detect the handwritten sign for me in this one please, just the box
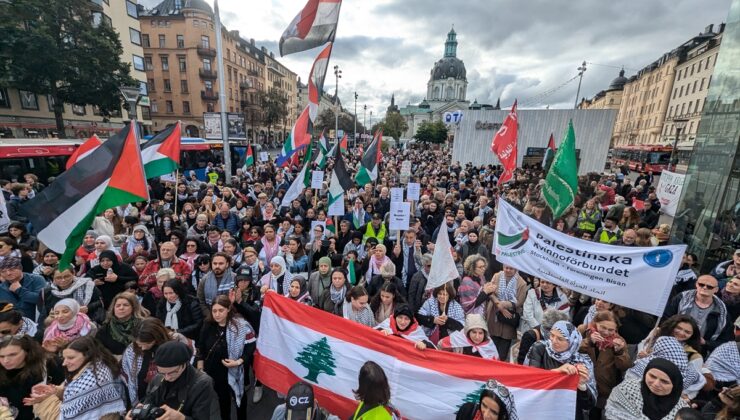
[311,171,325,190]
[391,187,404,203]
[389,202,411,231]
[260,152,269,162]
[328,198,345,216]
[407,183,420,201]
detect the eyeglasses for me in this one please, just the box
[485,379,510,398]
[697,282,717,290]
[157,364,185,378]
[0,333,23,342]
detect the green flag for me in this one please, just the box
[542,120,578,219]
[348,259,357,285]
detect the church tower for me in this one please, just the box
[427,27,468,102]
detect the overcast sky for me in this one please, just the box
[140,0,732,120]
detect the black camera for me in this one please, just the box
[131,404,165,420]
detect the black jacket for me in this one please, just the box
[85,262,139,307]
[37,284,105,325]
[155,296,204,340]
[142,365,221,420]
[407,271,428,314]
[663,293,733,353]
[366,275,406,300]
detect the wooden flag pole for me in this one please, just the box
[173,169,179,216]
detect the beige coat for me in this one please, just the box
[486,271,528,340]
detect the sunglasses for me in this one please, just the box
[697,282,717,290]
[485,379,510,398]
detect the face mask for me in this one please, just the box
[164,221,171,228]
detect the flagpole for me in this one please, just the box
[214,0,233,184]
[173,168,179,216]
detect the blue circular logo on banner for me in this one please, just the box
[643,249,673,268]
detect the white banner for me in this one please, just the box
[391,187,404,203]
[0,193,9,233]
[494,200,686,316]
[260,152,269,162]
[311,170,325,190]
[327,198,344,216]
[389,202,410,231]
[655,170,686,217]
[407,182,420,201]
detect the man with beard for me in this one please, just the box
[432,214,457,244]
[196,252,235,317]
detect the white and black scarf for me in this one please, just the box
[61,362,126,420]
[51,277,95,306]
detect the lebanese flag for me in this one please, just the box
[490,100,518,184]
[141,121,181,179]
[308,43,333,122]
[276,106,313,167]
[66,134,102,169]
[255,293,577,420]
[23,121,148,266]
[280,0,342,56]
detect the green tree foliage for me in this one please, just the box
[261,89,288,139]
[413,120,449,144]
[375,112,408,146]
[0,0,137,137]
[457,384,486,412]
[314,108,365,138]
[294,337,337,383]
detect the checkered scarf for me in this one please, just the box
[628,336,701,390]
[418,297,466,336]
[61,362,126,419]
[677,290,727,341]
[226,317,256,407]
[535,321,597,400]
[705,341,740,383]
[497,272,519,304]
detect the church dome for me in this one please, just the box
[607,69,628,91]
[431,57,467,81]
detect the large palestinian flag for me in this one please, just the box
[23,121,149,266]
[328,143,353,206]
[66,135,102,169]
[354,129,382,186]
[141,121,181,179]
[255,293,578,420]
[279,0,342,56]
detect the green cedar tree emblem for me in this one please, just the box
[294,337,337,383]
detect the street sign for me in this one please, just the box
[443,110,464,125]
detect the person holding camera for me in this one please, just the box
[125,340,220,420]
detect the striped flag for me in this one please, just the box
[66,134,102,169]
[328,143,353,206]
[339,133,348,154]
[255,293,578,420]
[308,43,333,123]
[280,0,342,56]
[347,259,357,285]
[23,121,149,266]
[314,130,329,169]
[280,145,314,208]
[141,121,181,179]
[543,133,555,172]
[242,144,254,172]
[277,106,313,167]
[354,130,382,186]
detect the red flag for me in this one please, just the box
[632,198,645,211]
[490,100,518,184]
[339,133,347,153]
[66,134,102,169]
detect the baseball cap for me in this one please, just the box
[235,266,253,281]
[285,381,315,420]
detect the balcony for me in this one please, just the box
[197,46,217,57]
[247,69,260,77]
[239,80,254,90]
[199,68,217,79]
[201,90,218,101]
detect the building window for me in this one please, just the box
[0,88,10,108]
[158,34,166,48]
[126,0,138,18]
[700,78,705,91]
[174,0,183,9]
[139,81,148,96]
[151,100,158,113]
[178,56,186,72]
[46,95,56,112]
[148,78,156,92]
[133,55,145,71]
[160,55,169,71]
[207,103,214,112]
[166,100,173,113]
[129,28,141,45]
[144,55,153,70]
[163,79,171,92]
[693,80,698,94]
[142,34,150,48]
[203,58,211,71]
[201,35,210,48]
[141,106,151,120]
[176,35,184,48]
[193,20,199,28]
[91,12,112,28]
[181,80,188,93]
[183,101,190,114]
[71,104,86,116]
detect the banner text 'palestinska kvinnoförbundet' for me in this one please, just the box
[494,199,687,316]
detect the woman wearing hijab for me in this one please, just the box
[74,231,98,271]
[456,379,518,420]
[259,255,293,296]
[460,230,489,262]
[258,224,281,267]
[626,336,706,399]
[96,292,149,356]
[417,282,465,343]
[33,249,61,282]
[364,244,391,284]
[42,299,96,354]
[84,234,120,269]
[286,276,313,306]
[375,304,432,350]
[318,269,350,316]
[120,224,154,264]
[156,279,204,340]
[39,267,104,325]
[438,313,499,360]
[85,249,138,308]
[605,358,689,420]
[524,320,597,417]
[0,302,38,339]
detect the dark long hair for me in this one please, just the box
[207,295,240,329]
[353,361,391,408]
[478,389,510,420]
[369,282,407,314]
[0,335,47,386]
[64,336,120,381]
[131,317,172,357]
[658,314,702,352]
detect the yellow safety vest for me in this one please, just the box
[207,171,219,184]
[352,402,394,420]
[598,230,619,244]
[578,210,598,233]
[363,222,387,244]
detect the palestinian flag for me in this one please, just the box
[280,145,314,208]
[141,121,181,179]
[314,130,329,169]
[328,144,353,206]
[242,144,255,172]
[277,106,312,167]
[543,133,555,172]
[354,129,382,186]
[255,293,578,420]
[339,133,348,154]
[66,134,102,169]
[23,121,148,266]
[307,43,333,123]
[279,0,342,56]
[347,259,357,285]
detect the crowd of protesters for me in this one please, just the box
[0,143,739,420]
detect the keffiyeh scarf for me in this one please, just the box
[329,285,346,305]
[704,341,740,383]
[19,316,38,337]
[497,273,519,303]
[604,376,688,420]
[677,290,727,341]
[447,330,499,359]
[342,300,376,327]
[226,318,256,407]
[540,321,597,400]
[61,362,126,420]
[51,277,95,306]
[418,297,466,336]
[629,336,701,390]
[202,270,236,305]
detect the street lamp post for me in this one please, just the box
[670,118,688,172]
[119,85,141,122]
[333,65,342,142]
[354,92,358,147]
[363,104,367,139]
[574,61,587,109]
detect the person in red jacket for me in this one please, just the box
[139,241,192,289]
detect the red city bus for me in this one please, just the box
[611,145,673,173]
